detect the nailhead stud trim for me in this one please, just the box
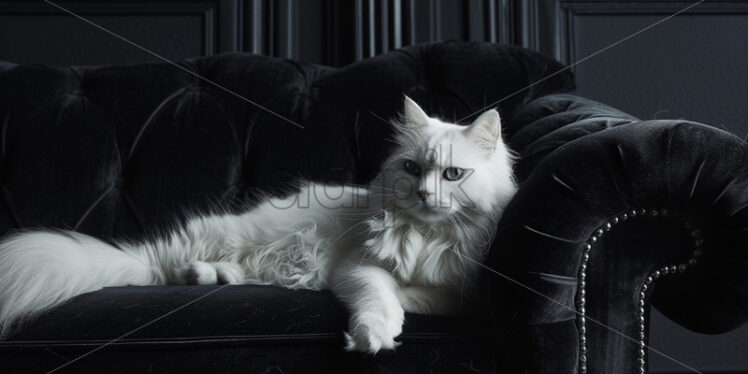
[577,208,702,374]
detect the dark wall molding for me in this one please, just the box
[0,1,241,65]
[558,1,748,65]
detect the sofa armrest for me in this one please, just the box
[486,98,748,374]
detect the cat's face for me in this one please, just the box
[377,96,515,224]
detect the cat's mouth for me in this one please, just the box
[407,202,450,223]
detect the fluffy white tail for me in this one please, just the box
[0,230,160,337]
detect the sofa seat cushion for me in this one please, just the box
[0,285,489,373]
[2,284,465,343]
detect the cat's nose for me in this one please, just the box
[417,190,430,201]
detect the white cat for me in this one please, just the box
[0,97,516,353]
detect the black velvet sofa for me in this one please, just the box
[0,41,745,373]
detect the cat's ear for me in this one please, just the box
[400,96,430,128]
[466,109,502,151]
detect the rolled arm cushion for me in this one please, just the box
[489,94,748,373]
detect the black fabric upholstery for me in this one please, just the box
[0,42,745,373]
[1,286,489,374]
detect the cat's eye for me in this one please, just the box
[443,167,464,181]
[404,160,421,176]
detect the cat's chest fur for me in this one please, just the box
[360,210,469,287]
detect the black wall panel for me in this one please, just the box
[0,1,240,65]
[561,1,748,138]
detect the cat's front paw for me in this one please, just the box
[343,309,404,354]
[179,261,218,285]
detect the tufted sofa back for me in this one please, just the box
[0,42,573,241]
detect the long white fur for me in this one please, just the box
[0,97,516,352]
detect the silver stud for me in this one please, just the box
[646,276,653,283]
[678,264,687,272]
[613,217,619,224]
[641,208,647,215]
[642,284,648,291]
[653,270,661,278]
[631,210,638,217]
[661,267,669,275]
[669,265,677,273]
[590,236,598,243]
[596,228,604,236]
[605,222,612,230]
[622,213,629,220]
[585,243,592,250]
